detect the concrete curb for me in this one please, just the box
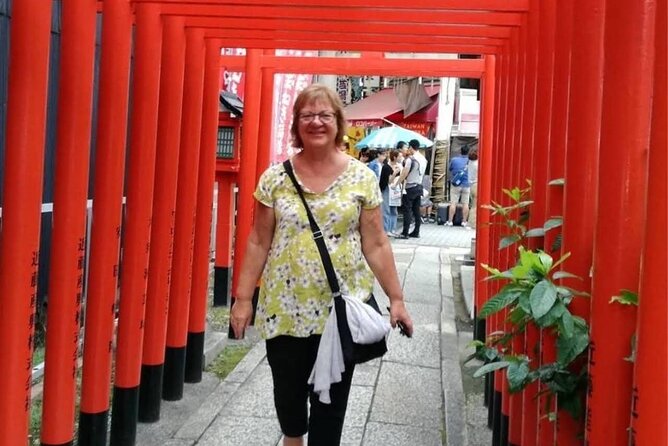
[460,265,476,320]
[440,249,468,446]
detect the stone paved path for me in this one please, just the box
[136,224,485,446]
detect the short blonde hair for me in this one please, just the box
[290,84,347,149]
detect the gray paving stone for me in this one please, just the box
[393,249,415,265]
[132,433,195,446]
[175,380,241,440]
[352,362,380,387]
[197,415,282,446]
[442,271,455,298]
[403,300,441,326]
[442,333,460,362]
[466,394,491,428]
[155,440,194,446]
[391,223,475,249]
[403,261,442,297]
[341,426,364,446]
[362,422,443,446]
[384,317,440,368]
[345,385,374,427]
[220,361,278,419]
[136,373,219,442]
[468,427,494,446]
[444,385,467,446]
[369,362,442,429]
[442,298,458,336]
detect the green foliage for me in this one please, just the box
[609,290,639,362]
[482,180,533,251]
[472,181,590,423]
[475,247,590,419]
[473,360,511,378]
[478,284,526,318]
[506,356,531,392]
[29,398,42,445]
[544,217,563,231]
[551,233,563,253]
[610,290,639,306]
[525,228,546,238]
[206,344,252,380]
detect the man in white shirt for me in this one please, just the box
[410,139,428,179]
[395,139,427,238]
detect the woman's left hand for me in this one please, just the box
[389,300,414,337]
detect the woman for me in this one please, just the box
[230,84,413,446]
[380,150,401,235]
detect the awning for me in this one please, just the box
[386,96,439,123]
[344,86,439,125]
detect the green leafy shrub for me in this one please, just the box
[470,180,590,420]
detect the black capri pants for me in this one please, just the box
[265,335,355,445]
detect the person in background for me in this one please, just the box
[394,142,424,239]
[230,84,413,446]
[394,142,407,201]
[396,140,408,162]
[445,145,471,227]
[366,149,381,179]
[420,173,434,223]
[379,150,399,235]
[358,150,369,164]
[408,139,428,179]
[467,149,479,229]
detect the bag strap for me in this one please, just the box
[283,159,366,366]
[282,160,341,297]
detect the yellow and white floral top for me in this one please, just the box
[253,157,382,340]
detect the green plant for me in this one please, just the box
[482,179,565,252]
[471,180,590,421]
[610,289,639,363]
[206,344,252,380]
[481,180,533,250]
[610,289,638,306]
[471,247,590,418]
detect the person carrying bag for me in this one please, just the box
[230,84,413,446]
[283,160,391,404]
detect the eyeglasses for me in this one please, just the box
[298,112,336,124]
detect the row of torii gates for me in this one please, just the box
[0,1,665,445]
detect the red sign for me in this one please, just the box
[395,121,432,137]
[349,119,384,127]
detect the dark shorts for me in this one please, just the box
[265,335,355,444]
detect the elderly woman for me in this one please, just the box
[230,84,413,446]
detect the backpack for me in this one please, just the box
[451,165,468,187]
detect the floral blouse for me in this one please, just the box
[253,157,382,340]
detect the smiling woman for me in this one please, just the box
[230,84,413,446]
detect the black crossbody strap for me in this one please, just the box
[282,160,341,297]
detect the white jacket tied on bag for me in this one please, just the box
[308,294,391,404]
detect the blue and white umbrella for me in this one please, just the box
[355,125,433,150]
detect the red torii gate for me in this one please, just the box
[0,1,664,446]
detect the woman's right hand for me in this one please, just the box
[230,299,254,339]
